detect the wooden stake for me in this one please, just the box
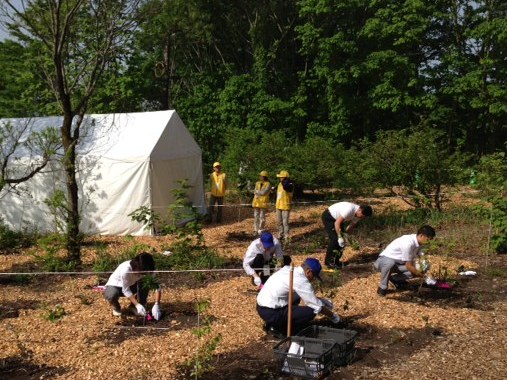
[287,263,294,337]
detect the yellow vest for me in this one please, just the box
[211,172,226,197]
[276,182,293,210]
[252,180,271,208]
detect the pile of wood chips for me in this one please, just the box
[1,200,506,379]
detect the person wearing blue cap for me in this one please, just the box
[243,231,288,289]
[256,257,341,336]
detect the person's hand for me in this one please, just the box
[135,303,146,316]
[151,303,162,320]
[338,237,345,248]
[253,276,262,287]
[331,313,341,324]
[320,298,334,310]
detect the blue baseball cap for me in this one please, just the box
[304,258,322,281]
[260,231,274,249]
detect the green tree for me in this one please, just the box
[1,0,141,263]
[357,127,469,210]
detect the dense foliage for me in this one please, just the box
[0,1,505,214]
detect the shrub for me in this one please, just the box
[0,217,38,251]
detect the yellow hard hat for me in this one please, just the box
[276,170,289,178]
[259,170,269,177]
[213,161,221,168]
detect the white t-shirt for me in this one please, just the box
[105,260,143,298]
[328,202,359,221]
[257,266,323,314]
[243,237,283,276]
[379,234,422,262]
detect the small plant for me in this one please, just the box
[186,299,222,378]
[75,294,92,305]
[33,236,77,272]
[142,274,160,291]
[128,206,161,232]
[0,217,38,251]
[43,304,66,322]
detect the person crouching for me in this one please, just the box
[104,252,162,319]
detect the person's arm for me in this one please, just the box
[153,288,162,304]
[405,261,423,277]
[242,244,259,278]
[334,216,345,237]
[345,220,358,233]
[257,183,270,196]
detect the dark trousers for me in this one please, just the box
[104,281,148,311]
[257,304,315,335]
[252,254,293,284]
[208,195,223,222]
[322,209,343,265]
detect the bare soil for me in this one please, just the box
[1,196,507,379]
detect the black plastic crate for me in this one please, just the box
[273,336,335,379]
[297,326,357,366]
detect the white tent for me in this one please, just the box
[0,110,206,236]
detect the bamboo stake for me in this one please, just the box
[287,263,294,337]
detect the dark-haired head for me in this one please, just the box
[359,205,373,217]
[417,225,436,238]
[130,252,155,272]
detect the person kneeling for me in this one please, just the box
[104,252,162,319]
[373,225,436,296]
[256,257,340,337]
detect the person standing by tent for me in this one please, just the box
[104,252,162,319]
[275,170,294,244]
[208,161,227,223]
[322,202,373,269]
[252,170,271,235]
[257,257,340,336]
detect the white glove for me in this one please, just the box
[135,303,146,316]
[331,313,341,324]
[338,237,345,248]
[253,276,262,287]
[320,298,334,310]
[151,303,162,320]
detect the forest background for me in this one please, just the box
[0,0,505,256]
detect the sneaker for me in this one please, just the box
[377,287,387,297]
[263,324,285,339]
[112,309,122,317]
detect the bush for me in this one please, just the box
[0,217,37,251]
[356,127,471,209]
[33,234,77,272]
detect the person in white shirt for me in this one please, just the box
[256,258,340,336]
[104,252,162,318]
[374,225,436,296]
[322,202,372,268]
[243,231,287,288]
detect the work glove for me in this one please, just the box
[253,276,262,287]
[331,313,341,324]
[135,303,146,317]
[151,303,162,320]
[320,298,334,310]
[338,237,345,248]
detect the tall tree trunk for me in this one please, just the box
[61,115,81,263]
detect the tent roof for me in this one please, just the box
[2,110,200,161]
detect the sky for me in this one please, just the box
[0,0,23,41]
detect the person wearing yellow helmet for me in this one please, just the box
[208,161,227,223]
[252,170,271,235]
[275,170,294,244]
